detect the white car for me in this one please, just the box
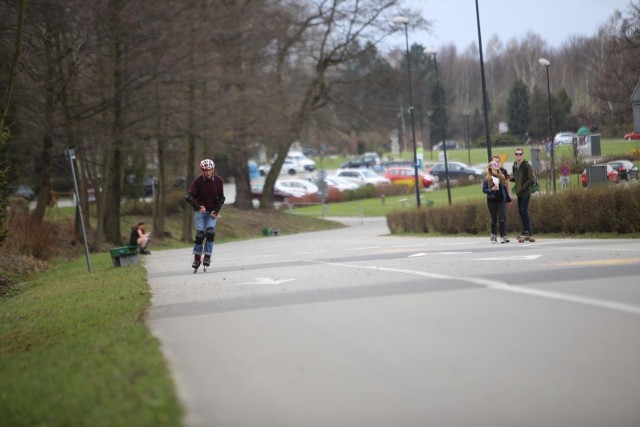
[325,176,360,191]
[554,132,576,145]
[276,179,318,196]
[335,169,391,186]
[286,152,316,172]
[259,158,306,176]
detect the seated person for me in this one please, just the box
[130,221,151,255]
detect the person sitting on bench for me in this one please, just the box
[130,221,151,255]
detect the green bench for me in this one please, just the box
[110,245,140,267]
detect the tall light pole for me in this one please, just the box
[393,16,421,208]
[539,57,556,193]
[475,0,492,161]
[425,47,452,205]
[463,110,471,165]
[427,110,434,160]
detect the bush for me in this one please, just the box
[388,184,640,235]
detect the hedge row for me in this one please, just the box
[387,184,640,235]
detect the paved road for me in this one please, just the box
[146,219,640,427]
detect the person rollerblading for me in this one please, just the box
[185,158,225,273]
[192,254,202,273]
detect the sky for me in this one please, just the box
[393,0,632,51]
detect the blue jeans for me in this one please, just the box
[193,212,218,255]
[517,195,531,234]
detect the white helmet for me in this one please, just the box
[199,159,215,171]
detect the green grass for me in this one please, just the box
[319,138,640,169]
[0,254,183,426]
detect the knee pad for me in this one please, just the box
[194,230,205,245]
[205,227,215,241]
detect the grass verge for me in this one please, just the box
[0,253,183,426]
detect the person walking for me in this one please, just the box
[185,159,226,270]
[482,161,510,243]
[511,148,536,237]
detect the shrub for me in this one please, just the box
[388,184,640,235]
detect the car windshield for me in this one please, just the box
[360,170,378,177]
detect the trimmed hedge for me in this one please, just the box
[387,184,640,235]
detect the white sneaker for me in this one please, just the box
[490,234,497,243]
[501,236,510,243]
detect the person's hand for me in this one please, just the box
[198,205,206,213]
[210,211,218,219]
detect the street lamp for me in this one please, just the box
[425,47,452,205]
[539,57,556,193]
[463,110,471,164]
[393,15,421,208]
[475,0,492,161]
[426,110,434,160]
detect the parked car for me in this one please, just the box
[606,160,639,181]
[428,161,484,182]
[276,179,318,196]
[286,152,316,172]
[143,177,157,197]
[309,175,360,192]
[554,132,576,145]
[324,176,360,191]
[340,153,380,169]
[581,164,619,187]
[12,185,36,201]
[384,167,434,188]
[250,183,295,201]
[432,140,458,151]
[623,131,640,140]
[259,158,306,176]
[335,169,390,186]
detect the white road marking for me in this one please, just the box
[474,255,542,261]
[239,277,295,286]
[409,251,472,257]
[317,261,640,316]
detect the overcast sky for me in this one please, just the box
[390,0,632,51]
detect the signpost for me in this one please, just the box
[560,164,570,191]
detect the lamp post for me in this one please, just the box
[463,110,471,164]
[425,47,452,205]
[475,0,492,161]
[393,15,421,208]
[427,110,433,160]
[539,57,556,193]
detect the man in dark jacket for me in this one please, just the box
[185,158,225,270]
[511,148,536,237]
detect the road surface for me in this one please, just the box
[146,218,640,427]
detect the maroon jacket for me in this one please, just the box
[186,174,225,213]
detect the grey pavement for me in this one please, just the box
[145,219,640,427]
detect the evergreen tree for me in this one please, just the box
[507,80,530,138]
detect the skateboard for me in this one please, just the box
[517,235,535,243]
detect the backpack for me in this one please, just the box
[531,170,539,193]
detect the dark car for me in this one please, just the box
[12,185,36,201]
[340,154,380,169]
[607,160,639,181]
[428,161,484,182]
[432,140,458,151]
